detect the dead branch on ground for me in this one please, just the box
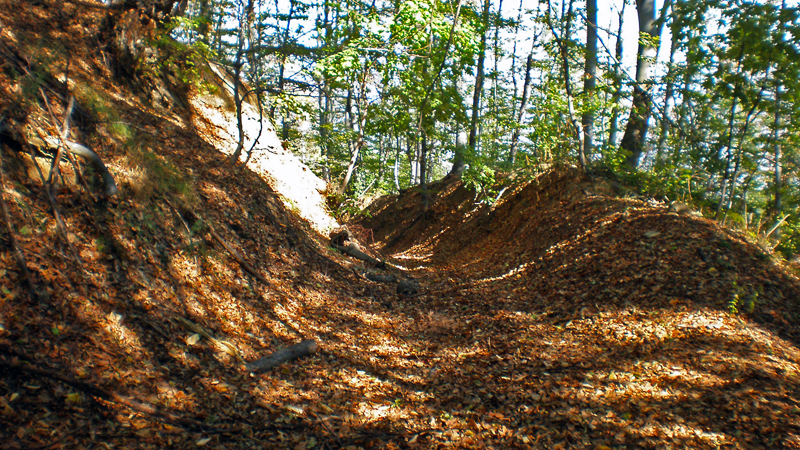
[176,205,273,286]
[246,339,318,373]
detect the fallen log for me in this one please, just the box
[245,339,318,373]
[331,242,386,268]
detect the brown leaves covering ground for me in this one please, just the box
[0,1,799,449]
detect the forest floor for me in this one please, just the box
[1,1,800,450]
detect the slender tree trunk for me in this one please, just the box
[508,52,533,165]
[317,86,329,181]
[419,135,428,191]
[620,0,658,169]
[546,0,584,167]
[581,0,597,168]
[772,83,783,239]
[229,1,249,165]
[491,0,504,155]
[462,0,491,173]
[771,0,787,239]
[715,48,747,219]
[607,0,626,147]
[393,143,401,192]
[655,29,679,167]
[339,89,359,195]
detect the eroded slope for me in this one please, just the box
[359,167,800,448]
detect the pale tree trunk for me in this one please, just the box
[771,0,787,239]
[620,0,658,169]
[546,0,584,168]
[491,0,504,152]
[714,49,746,219]
[507,52,533,165]
[393,143,401,192]
[581,0,597,167]
[653,0,675,167]
[655,31,679,167]
[229,1,248,164]
[197,0,213,44]
[459,0,491,176]
[338,65,370,196]
[317,0,334,182]
[318,85,333,182]
[607,0,627,147]
[772,83,783,239]
[338,90,359,195]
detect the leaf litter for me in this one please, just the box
[0,2,799,449]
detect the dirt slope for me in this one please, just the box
[189,61,338,234]
[1,2,800,450]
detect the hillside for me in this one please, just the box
[1,2,800,450]
[359,169,800,448]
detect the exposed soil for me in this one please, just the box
[1,2,799,450]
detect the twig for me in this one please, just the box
[40,91,74,191]
[40,92,98,202]
[765,214,789,239]
[22,135,84,270]
[171,203,273,286]
[207,222,272,286]
[163,197,196,246]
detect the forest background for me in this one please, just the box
[164,0,799,255]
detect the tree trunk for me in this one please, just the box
[450,131,468,177]
[197,0,213,45]
[607,0,626,147]
[229,10,247,165]
[581,0,597,167]
[464,0,490,171]
[508,52,533,165]
[393,144,401,192]
[546,0,584,168]
[772,83,783,239]
[655,30,679,167]
[620,0,658,169]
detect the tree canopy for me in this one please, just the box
[168,0,800,255]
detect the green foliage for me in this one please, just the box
[727,278,759,315]
[149,20,216,92]
[462,162,498,204]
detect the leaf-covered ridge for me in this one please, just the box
[0,2,799,450]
